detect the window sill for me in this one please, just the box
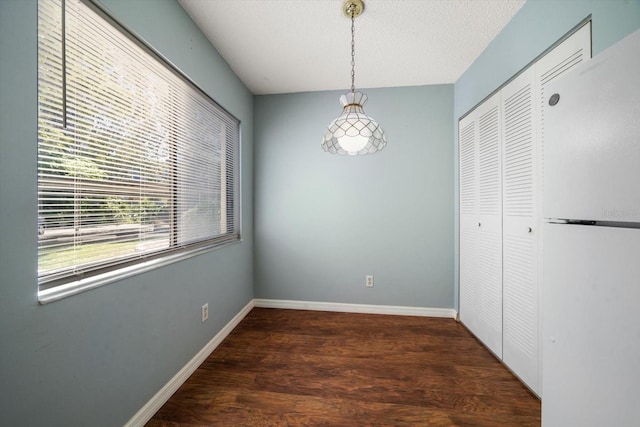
[38,238,240,304]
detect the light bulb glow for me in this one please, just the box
[337,134,369,153]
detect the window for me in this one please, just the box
[37,0,240,296]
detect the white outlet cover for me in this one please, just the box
[201,303,209,322]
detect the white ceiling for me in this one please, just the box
[178,0,526,95]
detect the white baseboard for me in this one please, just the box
[124,299,255,427]
[126,298,456,425]
[253,298,457,319]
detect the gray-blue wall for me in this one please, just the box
[0,0,253,425]
[254,85,454,308]
[453,0,640,310]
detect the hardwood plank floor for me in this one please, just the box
[147,308,540,426]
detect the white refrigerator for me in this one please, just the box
[542,29,640,426]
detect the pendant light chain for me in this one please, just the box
[321,0,387,156]
[350,6,356,93]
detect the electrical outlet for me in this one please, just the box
[366,275,374,288]
[201,303,209,322]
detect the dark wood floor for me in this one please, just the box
[147,308,540,426]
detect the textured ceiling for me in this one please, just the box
[178,0,526,95]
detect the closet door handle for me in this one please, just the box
[528,227,533,233]
[478,222,482,227]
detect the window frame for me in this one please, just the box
[37,0,242,303]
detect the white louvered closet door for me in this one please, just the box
[460,93,503,358]
[458,20,591,396]
[501,67,539,393]
[459,113,479,334]
[476,94,503,358]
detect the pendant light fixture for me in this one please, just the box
[322,0,387,156]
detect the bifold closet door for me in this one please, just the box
[501,67,539,393]
[459,112,479,336]
[459,20,592,396]
[459,93,503,358]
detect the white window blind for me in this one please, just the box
[37,0,240,292]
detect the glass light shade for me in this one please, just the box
[322,91,386,156]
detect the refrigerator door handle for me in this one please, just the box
[546,218,570,224]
